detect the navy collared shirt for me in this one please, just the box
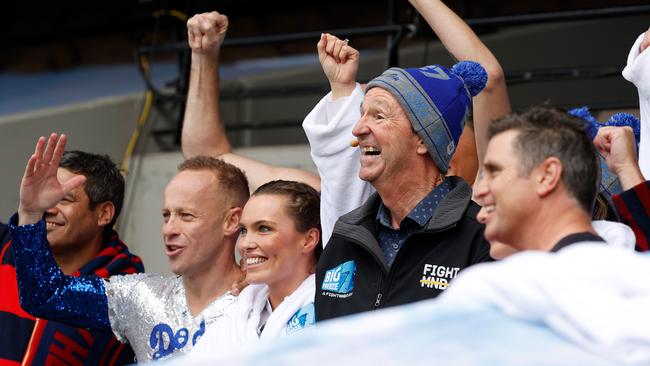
[376,180,451,267]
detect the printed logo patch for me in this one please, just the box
[420,66,450,80]
[419,263,460,290]
[321,260,356,297]
[149,319,205,360]
[286,302,315,335]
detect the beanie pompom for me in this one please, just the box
[607,113,641,142]
[451,61,487,97]
[568,106,599,139]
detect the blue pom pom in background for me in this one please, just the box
[607,113,641,143]
[568,106,640,145]
[568,106,600,140]
[451,60,487,97]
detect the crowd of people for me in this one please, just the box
[1,0,649,364]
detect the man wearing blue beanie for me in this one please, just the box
[314,61,494,321]
[177,1,504,323]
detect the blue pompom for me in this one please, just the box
[568,106,597,124]
[451,60,487,97]
[568,106,599,140]
[607,113,641,143]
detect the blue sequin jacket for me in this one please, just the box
[9,219,112,330]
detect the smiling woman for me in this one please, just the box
[187,180,321,360]
[239,181,321,305]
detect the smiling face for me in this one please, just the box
[162,169,229,276]
[237,194,314,291]
[352,88,422,186]
[45,168,106,257]
[474,130,538,251]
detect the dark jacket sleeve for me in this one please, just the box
[612,181,650,252]
[9,219,111,331]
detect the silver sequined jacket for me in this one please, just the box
[105,274,236,362]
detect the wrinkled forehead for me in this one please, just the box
[362,87,400,110]
[361,88,412,130]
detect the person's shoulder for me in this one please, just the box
[105,273,180,300]
[106,272,172,287]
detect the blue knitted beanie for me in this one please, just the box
[366,61,487,174]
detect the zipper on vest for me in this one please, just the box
[374,293,383,308]
[374,273,384,310]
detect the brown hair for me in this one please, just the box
[178,156,250,208]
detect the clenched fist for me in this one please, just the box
[187,11,229,58]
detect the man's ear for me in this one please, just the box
[416,136,429,156]
[535,157,563,197]
[223,207,243,236]
[95,202,116,227]
[302,227,321,255]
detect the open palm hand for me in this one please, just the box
[18,134,86,224]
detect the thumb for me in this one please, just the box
[593,130,612,155]
[62,175,86,195]
[340,45,360,63]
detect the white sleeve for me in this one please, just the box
[302,83,375,246]
[622,33,650,179]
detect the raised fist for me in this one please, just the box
[187,11,229,57]
[594,126,644,190]
[317,33,360,98]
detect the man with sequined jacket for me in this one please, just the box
[0,149,144,365]
[9,134,247,362]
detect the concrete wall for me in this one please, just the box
[0,94,145,219]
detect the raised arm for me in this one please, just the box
[182,11,320,192]
[594,126,650,252]
[12,134,110,330]
[304,34,375,244]
[622,27,650,179]
[409,0,510,174]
